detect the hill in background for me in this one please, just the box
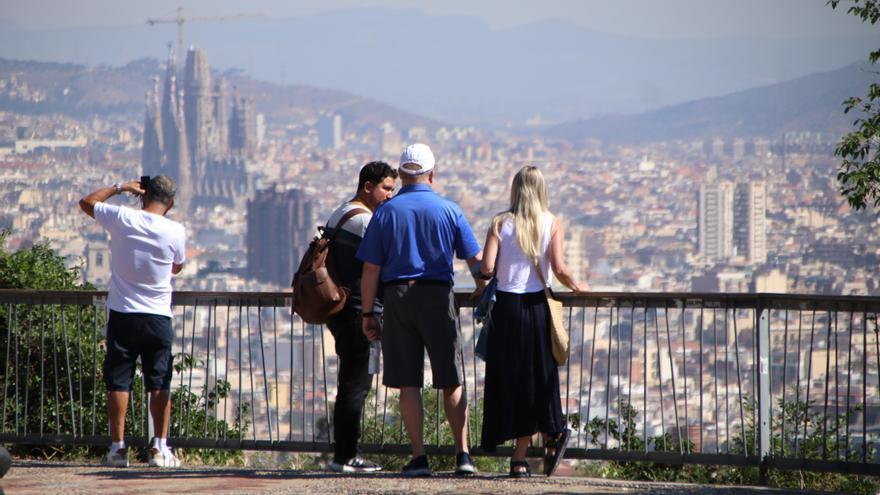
[545,62,873,144]
[0,57,439,131]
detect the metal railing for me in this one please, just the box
[0,289,878,475]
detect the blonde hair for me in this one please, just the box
[493,166,549,260]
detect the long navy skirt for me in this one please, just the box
[479,289,565,451]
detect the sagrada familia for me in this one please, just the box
[141,47,256,214]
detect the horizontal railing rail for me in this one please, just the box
[0,289,878,476]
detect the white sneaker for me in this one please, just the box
[101,448,129,468]
[329,456,382,473]
[148,447,181,468]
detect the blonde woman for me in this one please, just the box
[478,166,584,477]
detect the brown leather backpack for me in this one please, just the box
[291,207,369,324]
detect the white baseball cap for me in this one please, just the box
[399,143,435,175]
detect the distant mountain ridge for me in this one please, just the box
[545,62,874,143]
[0,8,875,126]
[0,57,440,130]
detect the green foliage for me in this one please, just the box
[827,1,880,210]
[0,230,108,459]
[579,396,880,494]
[169,352,248,465]
[0,232,248,465]
[0,231,88,290]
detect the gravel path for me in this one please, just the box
[0,461,829,495]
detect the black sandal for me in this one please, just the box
[543,428,570,476]
[509,460,531,478]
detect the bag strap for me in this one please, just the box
[326,205,370,242]
[531,257,554,301]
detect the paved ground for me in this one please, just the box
[0,461,834,495]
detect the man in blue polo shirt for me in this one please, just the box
[357,143,484,477]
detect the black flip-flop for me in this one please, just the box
[543,428,570,476]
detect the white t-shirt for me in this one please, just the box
[325,201,371,236]
[94,202,186,317]
[495,211,554,294]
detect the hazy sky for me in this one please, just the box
[0,0,875,38]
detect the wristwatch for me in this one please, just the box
[113,183,122,194]
[362,311,376,318]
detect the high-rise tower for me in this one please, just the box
[697,182,734,262]
[734,182,767,263]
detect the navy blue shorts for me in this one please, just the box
[104,310,174,392]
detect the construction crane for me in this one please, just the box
[147,7,262,63]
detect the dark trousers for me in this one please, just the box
[326,306,373,462]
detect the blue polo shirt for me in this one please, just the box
[356,183,481,284]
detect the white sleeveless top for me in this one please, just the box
[495,211,554,293]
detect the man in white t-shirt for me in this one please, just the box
[325,161,396,473]
[79,175,186,468]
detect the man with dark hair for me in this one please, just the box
[358,144,484,477]
[79,175,186,468]
[325,161,397,473]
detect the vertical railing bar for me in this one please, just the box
[23,302,34,434]
[724,305,731,454]
[766,307,773,458]
[781,309,789,458]
[222,303,232,440]
[246,305,257,441]
[653,308,666,451]
[203,301,213,437]
[874,312,880,463]
[288,308,294,441]
[664,305,682,454]
[311,322,317,444]
[844,310,854,462]
[712,307,719,454]
[757,303,771,462]
[176,304,187,437]
[76,305,84,436]
[794,310,803,457]
[626,305,635,450]
[211,298,222,440]
[681,303,689,454]
[39,303,45,436]
[752,308,758,456]
[833,309,841,460]
[91,304,99,435]
[577,306,587,449]
[469,307,479,441]
[603,305,613,450]
[13,305,20,434]
[272,306,280,441]
[61,304,77,436]
[698,306,704,454]
[564,306,573,426]
[320,320,331,448]
[237,303,244,440]
[380,383,389,445]
[803,308,817,451]
[616,305,625,449]
[585,305,598,447]
[642,303,648,453]
[301,318,306,441]
[822,310,833,460]
[256,304,273,442]
[872,311,879,463]
[185,303,198,438]
[861,307,868,463]
[732,302,749,457]
[2,304,13,433]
